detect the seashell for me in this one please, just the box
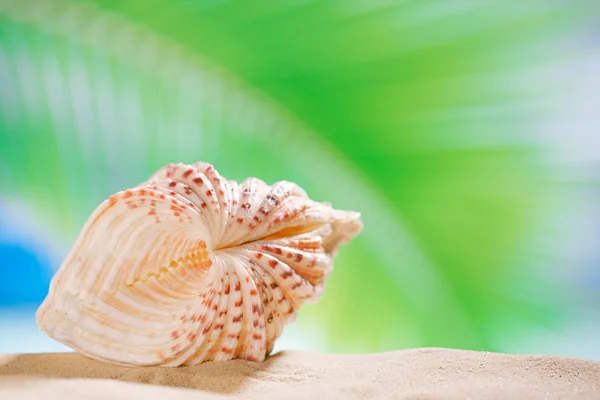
[36,162,362,367]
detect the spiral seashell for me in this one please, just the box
[36,162,362,367]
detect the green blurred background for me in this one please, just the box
[1,0,599,359]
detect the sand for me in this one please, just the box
[1,348,599,399]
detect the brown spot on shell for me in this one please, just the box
[280,271,293,279]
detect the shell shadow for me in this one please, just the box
[0,351,287,394]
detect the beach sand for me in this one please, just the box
[1,348,599,399]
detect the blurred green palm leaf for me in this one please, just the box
[1,0,598,353]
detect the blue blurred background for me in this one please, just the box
[1,0,599,359]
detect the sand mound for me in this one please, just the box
[1,348,599,399]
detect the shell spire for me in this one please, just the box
[36,162,362,366]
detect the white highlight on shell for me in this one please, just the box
[36,162,362,367]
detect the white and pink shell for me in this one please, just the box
[36,162,362,367]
